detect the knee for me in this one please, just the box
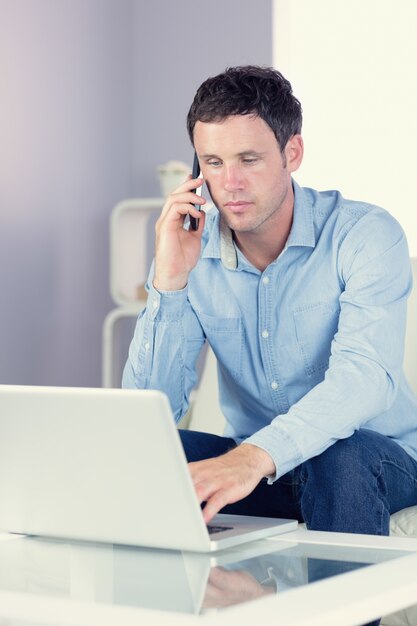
[300,430,390,534]
[304,430,380,483]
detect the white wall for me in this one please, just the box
[273,0,417,255]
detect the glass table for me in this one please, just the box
[0,528,417,626]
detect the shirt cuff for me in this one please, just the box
[245,426,304,483]
[148,282,189,320]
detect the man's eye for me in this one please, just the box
[242,158,258,164]
[208,160,222,167]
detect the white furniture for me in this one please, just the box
[102,198,163,388]
[0,529,417,626]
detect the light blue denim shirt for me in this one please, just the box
[123,180,417,480]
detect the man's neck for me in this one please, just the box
[233,212,293,272]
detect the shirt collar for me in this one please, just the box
[201,179,316,270]
[287,179,316,248]
[201,212,236,266]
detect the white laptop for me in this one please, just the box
[0,385,297,552]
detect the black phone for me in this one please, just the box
[189,151,201,231]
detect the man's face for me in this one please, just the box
[193,115,302,235]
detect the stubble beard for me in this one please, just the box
[220,194,288,236]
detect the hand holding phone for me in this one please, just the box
[189,152,202,231]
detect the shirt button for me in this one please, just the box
[144,342,150,351]
[262,276,270,285]
[271,381,279,390]
[152,300,158,309]
[262,330,269,339]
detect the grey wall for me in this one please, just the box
[131,0,273,196]
[0,0,272,387]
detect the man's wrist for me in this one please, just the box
[238,443,276,479]
[153,277,188,292]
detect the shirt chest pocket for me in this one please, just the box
[293,302,340,379]
[198,312,243,382]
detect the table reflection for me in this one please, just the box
[0,534,404,615]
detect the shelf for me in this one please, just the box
[110,198,164,307]
[103,198,163,387]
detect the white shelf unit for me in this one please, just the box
[102,198,164,388]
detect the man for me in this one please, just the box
[123,65,417,538]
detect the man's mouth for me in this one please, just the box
[224,201,252,213]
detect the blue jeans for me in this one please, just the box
[179,428,417,626]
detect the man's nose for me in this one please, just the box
[223,166,244,192]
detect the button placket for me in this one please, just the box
[150,296,160,320]
[259,271,284,406]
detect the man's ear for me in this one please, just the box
[285,134,304,173]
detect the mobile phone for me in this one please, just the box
[189,152,201,231]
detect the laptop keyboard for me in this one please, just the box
[207,524,233,535]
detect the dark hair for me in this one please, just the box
[187,65,302,152]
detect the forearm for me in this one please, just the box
[122,282,204,422]
[121,172,208,418]
[246,356,395,479]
